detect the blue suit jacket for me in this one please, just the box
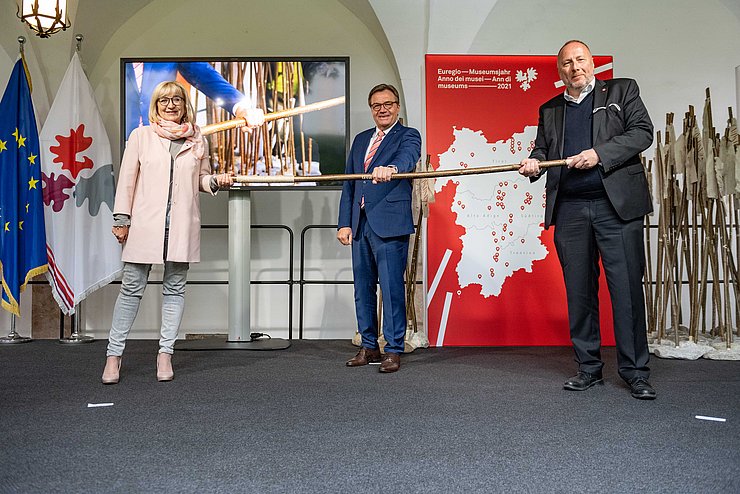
[125,62,244,138]
[338,122,421,238]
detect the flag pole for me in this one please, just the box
[59,301,94,344]
[0,40,33,344]
[0,316,32,344]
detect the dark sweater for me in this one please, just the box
[559,91,605,199]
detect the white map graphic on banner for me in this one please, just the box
[434,126,548,296]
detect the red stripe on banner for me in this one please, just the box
[47,247,74,308]
[47,245,74,310]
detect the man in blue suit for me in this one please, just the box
[124,62,263,139]
[338,83,421,373]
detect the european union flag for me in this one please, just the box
[0,59,48,316]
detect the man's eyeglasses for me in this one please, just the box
[157,96,184,106]
[370,101,398,112]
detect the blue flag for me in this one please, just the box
[0,59,48,316]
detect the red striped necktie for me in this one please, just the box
[361,130,385,209]
[364,130,385,172]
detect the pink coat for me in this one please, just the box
[113,126,215,264]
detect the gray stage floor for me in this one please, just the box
[1,339,738,493]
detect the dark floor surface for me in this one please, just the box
[1,339,738,493]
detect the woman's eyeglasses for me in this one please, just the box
[157,96,184,106]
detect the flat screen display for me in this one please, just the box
[120,57,349,187]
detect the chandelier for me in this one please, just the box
[17,0,70,38]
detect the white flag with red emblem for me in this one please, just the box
[40,53,122,315]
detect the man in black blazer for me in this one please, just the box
[519,40,656,399]
[338,84,421,373]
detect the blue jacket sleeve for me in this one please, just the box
[389,127,421,173]
[176,62,245,115]
[337,141,357,229]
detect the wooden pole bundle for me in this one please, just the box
[650,88,738,350]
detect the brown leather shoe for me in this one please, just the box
[379,353,401,373]
[346,347,381,367]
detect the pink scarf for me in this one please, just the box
[151,118,205,159]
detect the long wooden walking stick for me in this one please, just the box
[405,156,432,335]
[643,157,655,332]
[234,159,568,184]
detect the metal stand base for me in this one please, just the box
[0,334,32,344]
[177,338,291,351]
[59,334,94,344]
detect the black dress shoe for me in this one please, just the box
[563,371,603,391]
[628,377,656,400]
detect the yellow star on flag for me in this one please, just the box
[4,222,9,232]
[26,203,30,213]
[18,220,24,231]
[28,153,37,165]
[0,139,6,152]
[12,128,19,140]
[17,135,26,148]
[28,176,39,189]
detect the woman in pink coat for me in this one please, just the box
[101,80,260,384]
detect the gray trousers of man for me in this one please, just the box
[106,261,189,356]
[553,197,650,382]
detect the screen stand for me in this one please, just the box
[177,187,289,351]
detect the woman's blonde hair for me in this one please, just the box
[148,80,195,124]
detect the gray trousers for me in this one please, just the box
[106,261,189,356]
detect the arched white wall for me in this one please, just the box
[467,0,740,146]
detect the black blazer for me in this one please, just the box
[530,78,654,228]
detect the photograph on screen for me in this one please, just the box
[121,58,349,186]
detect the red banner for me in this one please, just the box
[425,54,615,346]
